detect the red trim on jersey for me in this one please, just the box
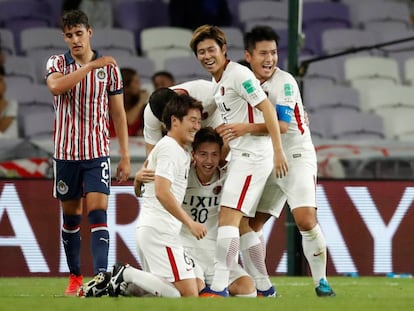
[237,175,252,210]
[247,104,254,123]
[294,103,304,134]
[172,88,189,95]
[166,246,180,281]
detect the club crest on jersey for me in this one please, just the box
[57,180,69,195]
[213,185,222,195]
[97,69,106,80]
[221,86,225,96]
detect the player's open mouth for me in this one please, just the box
[263,64,273,70]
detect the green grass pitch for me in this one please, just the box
[0,276,413,311]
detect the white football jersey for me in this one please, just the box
[261,68,315,154]
[212,61,272,156]
[137,136,191,235]
[180,164,226,250]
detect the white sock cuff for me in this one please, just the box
[300,224,322,240]
[217,226,239,239]
[240,231,260,250]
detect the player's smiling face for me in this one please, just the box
[193,142,221,181]
[174,108,202,146]
[196,39,227,80]
[246,40,278,82]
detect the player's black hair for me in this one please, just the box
[61,9,90,31]
[151,71,175,84]
[192,127,224,152]
[162,94,203,131]
[0,65,5,76]
[148,87,178,122]
[244,25,280,53]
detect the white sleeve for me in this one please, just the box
[203,109,223,129]
[143,104,163,145]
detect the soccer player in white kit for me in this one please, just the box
[190,25,288,297]
[130,94,206,297]
[181,127,256,297]
[225,25,335,297]
[124,127,256,297]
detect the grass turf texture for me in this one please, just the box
[0,276,413,311]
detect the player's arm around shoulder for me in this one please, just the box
[109,93,130,182]
[155,175,207,240]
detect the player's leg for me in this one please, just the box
[84,157,111,276]
[202,207,242,296]
[239,217,275,296]
[61,199,83,295]
[292,207,334,296]
[54,159,84,295]
[108,262,181,297]
[134,226,199,297]
[286,155,335,297]
[228,265,256,297]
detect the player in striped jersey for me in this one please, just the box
[45,10,130,296]
[190,25,288,297]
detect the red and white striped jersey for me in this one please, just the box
[46,51,123,160]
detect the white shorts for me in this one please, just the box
[185,246,249,286]
[220,152,274,217]
[136,226,196,283]
[257,151,317,217]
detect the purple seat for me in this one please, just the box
[302,1,351,54]
[328,110,384,141]
[0,0,52,54]
[114,0,170,53]
[303,84,360,114]
[164,56,210,84]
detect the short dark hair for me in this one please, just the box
[151,71,175,84]
[162,94,203,130]
[244,26,280,53]
[61,10,90,31]
[0,65,5,76]
[148,87,178,121]
[190,25,227,56]
[192,127,223,152]
[120,67,137,88]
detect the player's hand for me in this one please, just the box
[274,149,288,178]
[216,123,248,142]
[187,221,207,240]
[91,56,117,69]
[135,160,155,183]
[116,156,130,182]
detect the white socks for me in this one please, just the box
[210,226,240,292]
[300,224,327,286]
[123,265,181,297]
[240,231,272,291]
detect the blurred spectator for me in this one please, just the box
[0,65,18,138]
[151,70,175,90]
[62,0,113,28]
[169,0,231,30]
[110,68,149,137]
